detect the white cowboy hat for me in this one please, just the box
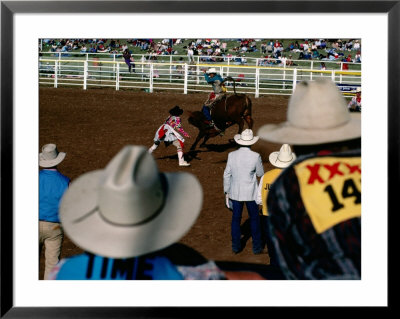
[258,79,361,145]
[39,143,66,168]
[59,145,203,259]
[206,67,217,74]
[356,87,361,93]
[234,129,259,146]
[269,144,297,168]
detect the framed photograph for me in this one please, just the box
[1,0,395,317]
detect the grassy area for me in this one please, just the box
[40,38,361,71]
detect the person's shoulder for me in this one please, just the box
[248,148,262,157]
[265,168,282,177]
[227,150,237,156]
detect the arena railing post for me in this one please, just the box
[255,67,260,98]
[113,54,116,75]
[310,61,314,81]
[150,63,154,93]
[184,63,188,94]
[83,60,87,90]
[169,55,172,83]
[340,62,343,84]
[54,60,58,88]
[283,59,286,90]
[292,68,297,92]
[116,62,120,91]
[196,64,200,85]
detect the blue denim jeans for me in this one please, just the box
[261,215,278,266]
[231,200,263,253]
[202,105,212,121]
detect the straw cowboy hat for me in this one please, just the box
[39,143,66,168]
[206,67,217,74]
[234,129,259,146]
[269,144,297,168]
[356,87,361,93]
[59,145,203,259]
[258,79,361,145]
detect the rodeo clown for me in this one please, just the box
[148,105,191,167]
[202,67,227,127]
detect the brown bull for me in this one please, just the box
[187,86,253,150]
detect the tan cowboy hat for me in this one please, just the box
[206,67,217,74]
[39,143,66,168]
[234,129,259,146]
[269,144,296,168]
[258,79,361,145]
[59,145,203,259]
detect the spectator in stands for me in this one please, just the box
[50,43,58,52]
[312,49,320,59]
[355,51,361,63]
[39,144,70,280]
[221,42,227,53]
[353,40,361,52]
[258,79,361,279]
[279,55,287,67]
[299,50,312,60]
[266,40,273,53]
[187,47,194,62]
[261,42,267,54]
[286,55,295,66]
[123,48,135,73]
[342,54,352,71]
[302,40,309,52]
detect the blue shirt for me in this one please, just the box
[39,170,70,223]
[204,73,225,94]
[204,73,224,84]
[55,253,184,280]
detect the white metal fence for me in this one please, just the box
[39,52,361,98]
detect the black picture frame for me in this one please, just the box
[1,1,395,317]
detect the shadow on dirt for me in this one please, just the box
[184,142,237,163]
[155,141,236,163]
[203,141,237,153]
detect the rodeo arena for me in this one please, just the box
[39,38,362,281]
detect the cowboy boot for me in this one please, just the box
[177,150,190,166]
[148,141,160,154]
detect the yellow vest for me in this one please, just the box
[260,168,282,216]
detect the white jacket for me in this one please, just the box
[223,147,264,201]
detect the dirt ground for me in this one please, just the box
[39,87,289,279]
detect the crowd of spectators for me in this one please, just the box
[41,38,361,69]
[257,39,361,67]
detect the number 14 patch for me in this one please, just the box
[294,156,361,234]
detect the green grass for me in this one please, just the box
[40,38,361,71]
